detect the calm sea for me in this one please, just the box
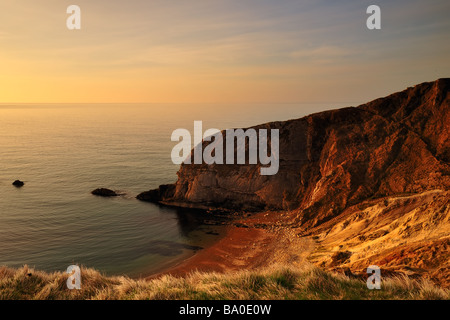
[0,103,348,277]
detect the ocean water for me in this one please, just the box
[0,103,347,277]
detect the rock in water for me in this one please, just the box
[136,184,176,203]
[91,188,118,197]
[12,180,24,187]
[136,189,160,202]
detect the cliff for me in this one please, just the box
[138,78,449,228]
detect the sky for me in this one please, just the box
[0,0,449,104]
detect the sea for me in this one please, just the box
[0,103,349,277]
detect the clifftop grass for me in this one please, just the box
[0,264,448,300]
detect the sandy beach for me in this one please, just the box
[148,212,316,279]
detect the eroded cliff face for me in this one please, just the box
[138,79,449,229]
[305,189,450,287]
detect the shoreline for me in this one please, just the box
[146,211,316,280]
[146,225,273,279]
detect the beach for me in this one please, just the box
[150,211,316,279]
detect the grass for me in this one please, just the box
[0,264,448,300]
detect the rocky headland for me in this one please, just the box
[138,79,450,287]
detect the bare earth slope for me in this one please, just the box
[138,79,449,287]
[306,190,449,287]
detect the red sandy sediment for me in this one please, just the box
[161,226,273,277]
[148,212,315,279]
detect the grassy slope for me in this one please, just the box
[0,264,448,300]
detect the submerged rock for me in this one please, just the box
[91,188,118,197]
[12,180,24,187]
[136,184,176,203]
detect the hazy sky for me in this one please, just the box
[0,0,448,103]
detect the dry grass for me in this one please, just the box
[0,264,448,300]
